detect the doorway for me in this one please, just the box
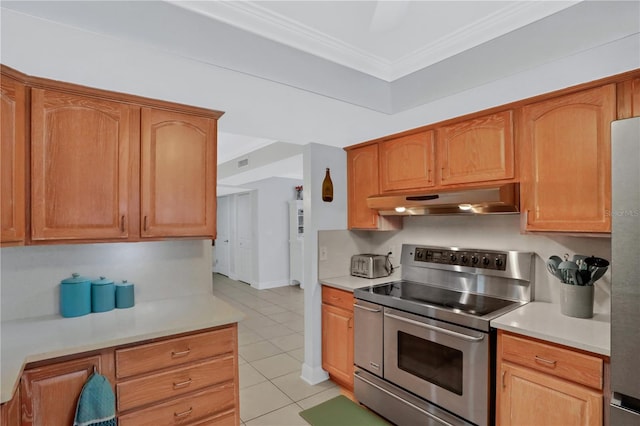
[235,192,254,285]
[213,195,231,276]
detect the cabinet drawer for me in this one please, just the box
[500,332,603,390]
[322,286,354,311]
[118,383,235,426]
[116,327,235,378]
[189,411,236,426]
[117,356,235,411]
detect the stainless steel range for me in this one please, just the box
[353,244,533,426]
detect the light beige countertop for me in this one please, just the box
[321,277,610,357]
[491,301,610,357]
[0,294,244,404]
[320,274,401,292]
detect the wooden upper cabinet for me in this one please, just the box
[379,130,435,192]
[1,72,26,245]
[438,110,515,186]
[347,144,401,230]
[140,108,216,238]
[520,85,616,233]
[30,88,135,241]
[617,77,640,119]
[347,144,380,229]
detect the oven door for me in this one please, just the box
[384,307,489,426]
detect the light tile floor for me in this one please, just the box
[212,274,341,426]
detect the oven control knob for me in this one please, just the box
[449,253,457,263]
[482,256,490,266]
[495,257,504,267]
[471,255,479,265]
[460,255,468,264]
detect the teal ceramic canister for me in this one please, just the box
[60,273,91,318]
[115,280,135,309]
[91,276,115,313]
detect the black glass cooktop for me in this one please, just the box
[367,280,515,316]
[355,280,521,331]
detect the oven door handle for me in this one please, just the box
[353,303,382,313]
[384,312,485,342]
[355,371,455,426]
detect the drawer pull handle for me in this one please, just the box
[172,348,191,358]
[534,355,557,367]
[173,378,192,389]
[174,407,193,418]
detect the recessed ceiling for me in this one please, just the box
[172,0,580,81]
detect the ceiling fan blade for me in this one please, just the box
[369,0,411,32]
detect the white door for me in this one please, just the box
[235,192,253,285]
[214,196,230,276]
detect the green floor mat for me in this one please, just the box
[299,395,391,426]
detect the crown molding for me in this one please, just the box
[171,0,580,82]
[171,0,393,80]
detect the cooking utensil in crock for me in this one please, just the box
[588,266,609,285]
[546,257,563,281]
[572,254,589,270]
[577,269,592,286]
[558,254,579,284]
[584,256,610,269]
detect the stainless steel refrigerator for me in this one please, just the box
[611,117,640,424]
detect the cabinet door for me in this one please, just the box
[0,388,21,426]
[1,73,26,245]
[617,77,640,119]
[438,110,514,185]
[379,130,435,192]
[520,85,615,232]
[31,88,134,241]
[347,144,380,229]
[322,303,354,389]
[21,355,103,426]
[498,362,602,426]
[140,108,216,238]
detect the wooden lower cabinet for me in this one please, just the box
[14,325,239,426]
[20,354,105,426]
[499,362,603,426]
[118,385,236,426]
[321,286,354,390]
[0,388,21,426]
[115,324,240,425]
[497,330,605,426]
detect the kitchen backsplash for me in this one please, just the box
[319,215,611,314]
[0,240,214,321]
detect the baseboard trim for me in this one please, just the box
[300,363,329,385]
[254,279,290,290]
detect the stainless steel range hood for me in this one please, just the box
[366,183,519,215]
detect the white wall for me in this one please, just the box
[0,240,214,321]
[301,143,347,385]
[318,215,612,314]
[245,177,303,289]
